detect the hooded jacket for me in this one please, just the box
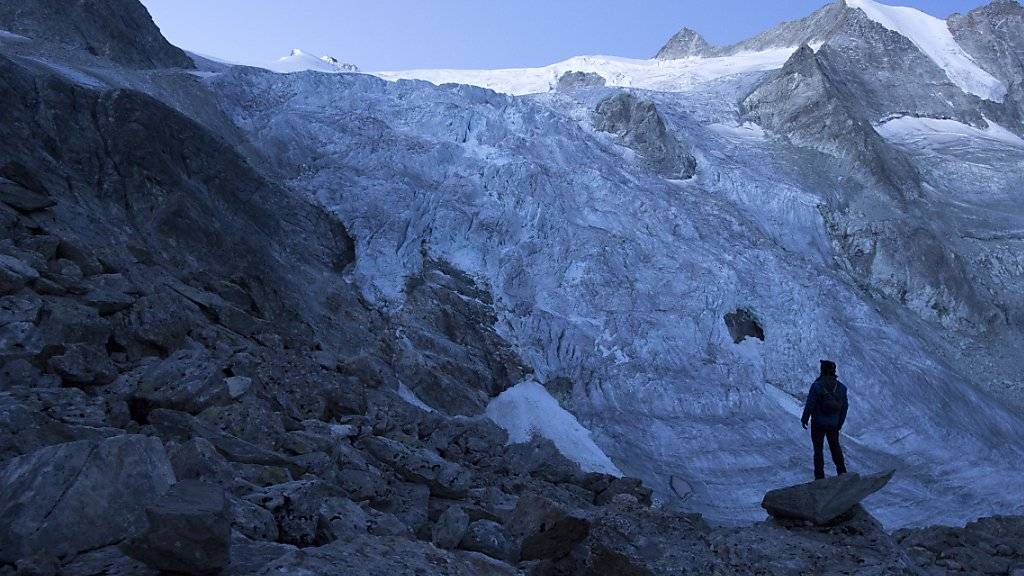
[801,375,848,429]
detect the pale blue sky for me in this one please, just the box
[141,0,989,71]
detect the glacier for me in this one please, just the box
[198,62,1024,527]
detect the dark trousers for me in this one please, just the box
[811,423,847,480]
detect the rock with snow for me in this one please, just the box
[846,0,1005,101]
[948,0,1024,87]
[593,91,697,179]
[761,470,895,525]
[556,70,606,91]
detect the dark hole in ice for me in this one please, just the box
[724,308,764,343]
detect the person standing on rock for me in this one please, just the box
[801,360,848,480]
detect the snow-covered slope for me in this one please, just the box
[375,48,800,96]
[845,0,1006,101]
[266,48,358,74]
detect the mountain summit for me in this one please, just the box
[267,49,359,74]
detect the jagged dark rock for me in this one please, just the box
[0,0,193,69]
[761,470,895,525]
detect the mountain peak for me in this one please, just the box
[656,27,713,59]
[267,49,359,74]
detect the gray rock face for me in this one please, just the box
[122,480,231,575]
[655,27,712,59]
[0,435,176,563]
[0,0,193,68]
[556,70,607,91]
[593,92,697,179]
[761,470,895,525]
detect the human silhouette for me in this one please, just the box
[801,360,848,480]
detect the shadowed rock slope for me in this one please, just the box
[0,0,193,69]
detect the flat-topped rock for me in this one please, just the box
[761,470,895,525]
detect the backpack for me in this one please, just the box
[819,380,843,415]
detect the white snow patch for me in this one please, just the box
[397,381,434,412]
[708,121,767,140]
[845,0,1005,101]
[265,49,359,74]
[486,380,622,476]
[0,29,30,43]
[25,57,105,88]
[376,48,800,96]
[876,115,1024,148]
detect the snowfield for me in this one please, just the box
[374,48,801,95]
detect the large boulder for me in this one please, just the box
[432,505,470,550]
[761,470,895,525]
[506,493,591,561]
[0,434,176,563]
[121,480,231,575]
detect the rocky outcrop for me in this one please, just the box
[0,435,176,563]
[0,0,193,68]
[593,92,697,179]
[761,470,895,525]
[122,480,232,575]
[556,70,606,91]
[395,257,529,416]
